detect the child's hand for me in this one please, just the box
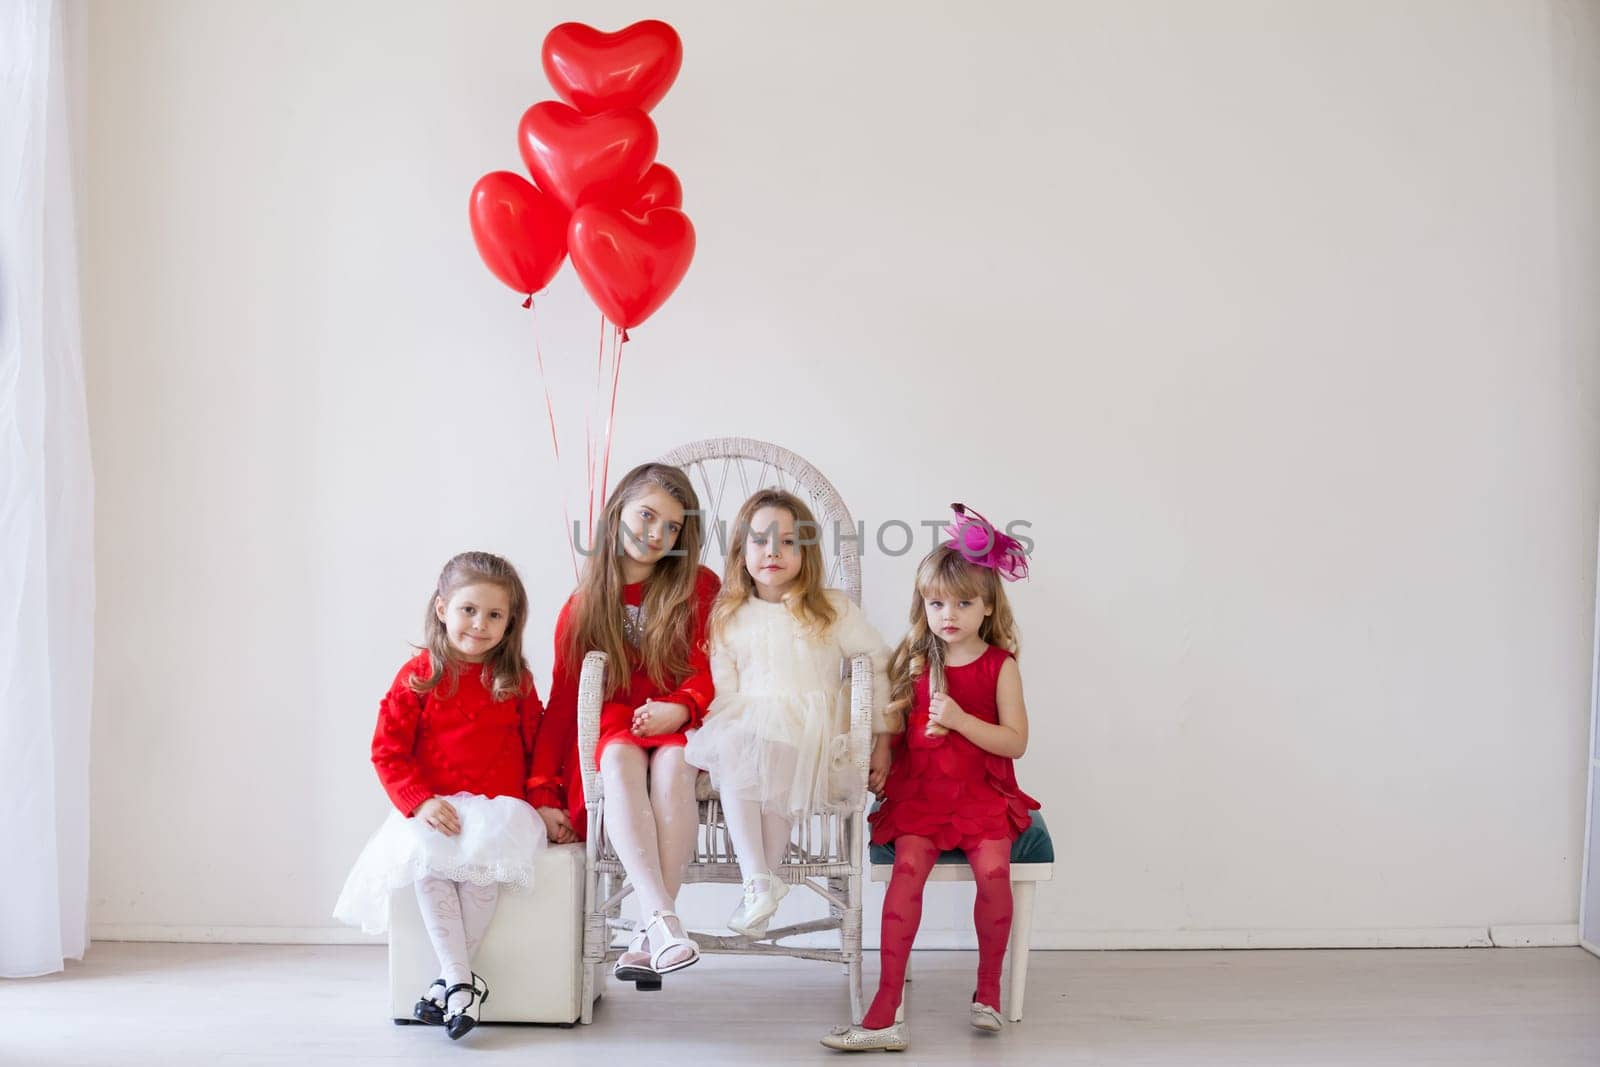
[537,805,577,844]
[632,701,689,737]
[926,692,968,737]
[868,736,893,795]
[415,796,461,837]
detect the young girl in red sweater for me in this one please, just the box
[822,506,1038,1053]
[528,462,719,986]
[334,552,545,1041]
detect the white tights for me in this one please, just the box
[720,795,793,886]
[414,876,498,1012]
[601,743,699,964]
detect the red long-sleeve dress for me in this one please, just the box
[527,566,720,838]
[370,650,545,815]
[333,650,548,934]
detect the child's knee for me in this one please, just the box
[648,761,695,801]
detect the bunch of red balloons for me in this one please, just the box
[469,20,695,330]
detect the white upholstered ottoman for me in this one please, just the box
[388,842,588,1026]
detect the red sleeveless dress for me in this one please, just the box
[869,644,1040,851]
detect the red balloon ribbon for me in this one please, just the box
[526,304,579,580]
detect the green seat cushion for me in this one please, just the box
[869,809,1053,866]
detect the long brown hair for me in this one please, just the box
[414,551,532,702]
[566,462,704,697]
[883,544,1019,732]
[711,489,837,641]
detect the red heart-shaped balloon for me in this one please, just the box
[468,171,569,297]
[542,20,683,115]
[624,163,683,215]
[568,206,695,329]
[518,102,657,214]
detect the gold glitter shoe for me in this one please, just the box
[818,1021,909,1052]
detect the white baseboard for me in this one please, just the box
[90,923,1579,950]
[1487,924,1580,947]
[872,926,1503,950]
[91,925,383,945]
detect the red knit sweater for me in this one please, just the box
[527,566,719,831]
[370,650,545,816]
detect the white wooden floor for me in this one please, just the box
[8,943,1599,1065]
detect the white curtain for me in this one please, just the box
[1,0,94,978]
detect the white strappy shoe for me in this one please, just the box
[644,910,700,975]
[613,927,658,986]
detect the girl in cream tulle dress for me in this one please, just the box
[684,489,890,938]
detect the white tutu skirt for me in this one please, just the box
[332,792,545,935]
[684,690,865,817]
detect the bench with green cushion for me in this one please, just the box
[867,809,1053,1023]
[868,809,1055,866]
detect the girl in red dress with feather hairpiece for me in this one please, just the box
[823,505,1039,1053]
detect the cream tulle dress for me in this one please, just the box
[685,590,890,816]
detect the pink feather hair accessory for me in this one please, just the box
[942,503,1029,582]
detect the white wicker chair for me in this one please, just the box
[575,438,873,1024]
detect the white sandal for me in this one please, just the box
[613,927,657,984]
[644,910,700,975]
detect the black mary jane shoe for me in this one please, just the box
[443,973,490,1041]
[412,978,446,1025]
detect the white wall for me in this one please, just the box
[83,0,1600,948]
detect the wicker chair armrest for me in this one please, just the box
[848,652,872,798]
[577,650,607,805]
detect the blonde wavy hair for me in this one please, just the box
[566,462,705,698]
[711,489,837,641]
[414,551,532,703]
[883,544,1020,733]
